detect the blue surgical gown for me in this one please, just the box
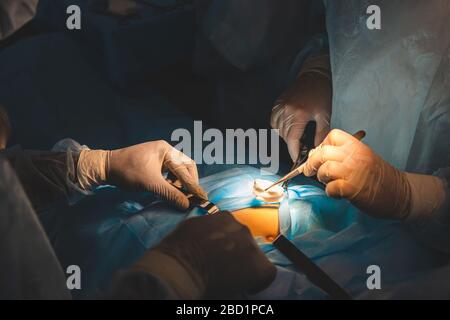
[324,0,450,175]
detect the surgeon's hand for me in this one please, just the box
[77,140,207,210]
[131,212,277,299]
[300,129,446,221]
[271,63,332,162]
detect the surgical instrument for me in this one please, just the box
[167,173,351,299]
[166,173,220,215]
[265,128,366,192]
[273,234,352,300]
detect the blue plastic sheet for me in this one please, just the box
[41,166,450,299]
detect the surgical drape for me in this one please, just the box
[41,166,450,299]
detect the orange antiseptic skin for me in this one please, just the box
[232,207,280,243]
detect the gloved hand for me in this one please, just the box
[271,55,332,162]
[76,140,207,210]
[300,129,447,221]
[131,212,277,299]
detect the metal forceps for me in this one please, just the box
[282,121,317,190]
[166,173,220,215]
[266,124,366,192]
[263,121,317,193]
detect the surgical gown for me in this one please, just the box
[324,0,450,175]
[0,155,70,300]
[318,0,450,263]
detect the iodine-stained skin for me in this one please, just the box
[232,207,280,243]
[253,179,284,203]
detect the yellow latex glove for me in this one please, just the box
[300,129,446,221]
[77,140,207,210]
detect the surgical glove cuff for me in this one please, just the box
[404,173,447,223]
[132,250,205,300]
[77,149,110,191]
[344,154,412,221]
[297,54,332,81]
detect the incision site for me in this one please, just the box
[252,179,284,203]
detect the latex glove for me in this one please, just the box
[131,212,277,299]
[77,140,207,210]
[271,56,332,162]
[300,129,447,221]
